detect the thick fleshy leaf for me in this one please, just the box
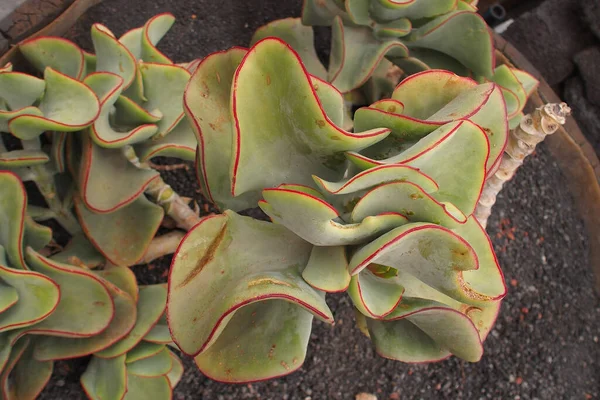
[23,216,52,252]
[371,0,458,21]
[166,350,183,387]
[329,16,408,93]
[389,48,471,76]
[302,246,350,292]
[251,18,326,79]
[143,313,170,344]
[125,341,164,363]
[51,131,68,172]
[301,0,347,26]
[0,255,59,333]
[96,265,139,302]
[19,37,85,79]
[168,211,333,357]
[134,116,196,162]
[348,222,487,305]
[34,277,137,361]
[231,38,390,197]
[313,164,438,195]
[140,62,190,138]
[95,285,166,358]
[0,283,17,314]
[406,11,494,78]
[348,269,404,318]
[10,341,53,400]
[452,217,506,300]
[84,72,158,148]
[194,299,315,383]
[348,120,489,216]
[184,46,261,211]
[127,347,172,377]
[492,65,527,118]
[24,248,114,337]
[0,337,29,399]
[374,18,412,38]
[512,69,539,97]
[141,13,175,64]
[311,76,345,127]
[0,72,45,110]
[123,374,171,400]
[9,68,100,140]
[74,193,163,267]
[77,132,159,213]
[0,107,43,133]
[81,355,127,400]
[345,0,371,25]
[91,24,137,88]
[259,187,408,246]
[367,306,483,362]
[351,181,466,227]
[0,172,27,269]
[50,234,105,269]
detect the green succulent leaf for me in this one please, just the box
[512,69,539,98]
[125,341,164,363]
[143,313,170,344]
[0,72,45,110]
[492,65,528,118]
[50,234,105,269]
[367,305,483,362]
[139,62,190,138]
[345,0,372,25]
[0,249,59,333]
[77,132,159,213]
[84,72,158,148]
[194,299,315,383]
[50,131,68,173]
[313,164,438,195]
[374,18,412,38]
[126,347,172,377]
[168,211,334,357]
[302,246,350,292]
[348,120,489,216]
[259,187,408,246]
[231,38,390,197]
[9,340,53,400]
[406,11,494,78]
[166,350,183,388]
[95,284,166,358]
[371,0,458,21]
[95,265,139,303]
[251,18,327,80]
[301,0,347,26]
[0,337,30,399]
[19,37,86,79]
[123,373,171,400]
[33,276,137,361]
[184,46,261,211]
[119,13,175,64]
[347,222,481,304]
[329,16,408,93]
[74,193,163,267]
[81,355,127,400]
[0,172,28,269]
[8,68,100,140]
[348,268,404,318]
[91,24,137,89]
[134,117,196,162]
[350,181,466,227]
[23,216,52,252]
[24,248,114,337]
[0,108,43,134]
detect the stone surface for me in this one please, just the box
[582,0,600,41]
[574,46,600,107]
[564,76,600,157]
[504,0,596,85]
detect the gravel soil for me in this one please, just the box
[38,0,599,399]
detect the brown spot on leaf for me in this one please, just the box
[216,72,221,83]
[93,301,105,307]
[280,361,290,370]
[266,74,271,86]
[247,278,292,288]
[177,223,227,288]
[316,119,325,128]
[387,105,397,113]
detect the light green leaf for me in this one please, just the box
[91,24,137,89]
[302,246,350,292]
[127,347,172,377]
[19,37,85,79]
[0,172,27,269]
[81,355,127,400]
[10,340,53,400]
[0,72,45,110]
[123,374,171,400]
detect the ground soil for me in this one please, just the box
[38,0,599,399]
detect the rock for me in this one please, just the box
[504,0,596,85]
[563,76,600,156]
[356,393,377,400]
[574,47,600,107]
[582,1,600,40]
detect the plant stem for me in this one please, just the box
[139,230,186,264]
[122,146,202,231]
[474,103,572,228]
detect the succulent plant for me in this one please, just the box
[169,37,507,382]
[0,13,196,399]
[251,0,539,127]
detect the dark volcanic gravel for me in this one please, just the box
[38,1,599,399]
